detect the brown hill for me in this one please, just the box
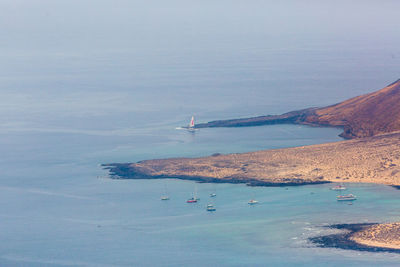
[196,79,400,139]
[306,79,400,138]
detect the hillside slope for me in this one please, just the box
[306,79,400,138]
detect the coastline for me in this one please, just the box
[102,80,400,254]
[194,79,400,139]
[310,223,400,253]
[350,223,400,250]
[102,163,330,187]
[104,80,400,187]
[103,131,400,187]
[194,107,354,138]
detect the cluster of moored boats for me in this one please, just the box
[330,184,357,201]
[161,191,259,212]
[161,183,356,211]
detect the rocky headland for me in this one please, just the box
[196,79,400,139]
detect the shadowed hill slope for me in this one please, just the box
[305,79,400,138]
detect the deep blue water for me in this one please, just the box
[1,0,400,266]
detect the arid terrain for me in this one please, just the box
[106,79,400,187]
[351,223,400,249]
[105,131,400,186]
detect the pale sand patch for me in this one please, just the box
[351,223,400,249]
[126,131,400,186]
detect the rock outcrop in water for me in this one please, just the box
[196,79,400,139]
[310,223,400,253]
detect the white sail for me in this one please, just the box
[189,116,195,128]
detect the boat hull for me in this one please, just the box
[337,198,356,201]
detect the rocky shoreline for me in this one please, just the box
[193,107,352,137]
[102,163,331,187]
[103,131,400,187]
[310,223,400,253]
[194,108,322,129]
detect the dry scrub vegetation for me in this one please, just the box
[129,131,400,185]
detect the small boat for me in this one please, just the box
[186,197,198,203]
[248,199,259,205]
[330,184,347,191]
[188,116,196,132]
[206,204,216,211]
[187,187,199,203]
[337,194,357,201]
[210,193,216,197]
[161,182,170,200]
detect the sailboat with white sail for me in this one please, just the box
[187,186,200,203]
[188,116,196,132]
[160,181,170,200]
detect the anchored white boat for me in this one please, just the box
[330,184,347,191]
[337,194,357,201]
[248,199,259,205]
[187,186,200,203]
[161,181,170,200]
[206,204,216,211]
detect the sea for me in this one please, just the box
[1,1,400,266]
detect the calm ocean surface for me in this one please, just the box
[1,1,400,266]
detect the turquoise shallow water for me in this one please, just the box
[1,123,400,266]
[1,0,400,265]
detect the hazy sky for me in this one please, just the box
[1,0,399,53]
[0,0,399,130]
